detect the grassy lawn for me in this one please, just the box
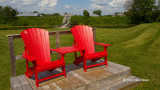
[0,23,160,90]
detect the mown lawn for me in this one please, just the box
[0,23,160,90]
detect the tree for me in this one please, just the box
[53,13,60,16]
[0,5,18,24]
[41,13,46,16]
[83,10,90,17]
[0,6,3,15]
[93,10,102,16]
[83,10,90,25]
[114,12,118,16]
[33,11,38,13]
[124,0,157,23]
[0,6,4,23]
[124,0,133,11]
[3,6,18,22]
[158,0,160,10]
[64,12,68,14]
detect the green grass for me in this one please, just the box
[0,23,160,89]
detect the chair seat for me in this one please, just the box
[37,59,65,71]
[85,51,108,60]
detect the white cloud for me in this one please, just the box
[90,0,126,14]
[38,0,58,7]
[64,5,70,8]
[109,0,126,7]
[90,0,109,9]
[0,0,58,13]
[21,0,35,5]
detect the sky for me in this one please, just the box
[0,0,131,15]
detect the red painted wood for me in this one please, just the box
[94,43,111,47]
[22,52,37,62]
[20,28,66,87]
[21,28,51,65]
[71,25,95,55]
[51,46,85,54]
[71,25,111,72]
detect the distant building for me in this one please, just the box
[17,12,41,17]
[62,14,74,24]
[62,14,74,17]
[59,14,74,28]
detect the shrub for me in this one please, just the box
[12,16,64,26]
[71,16,130,25]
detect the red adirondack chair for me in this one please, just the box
[21,28,66,87]
[71,25,111,72]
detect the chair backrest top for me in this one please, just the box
[21,28,51,66]
[71,25,95,55]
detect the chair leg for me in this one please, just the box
[105,56,108,67]
[35,70,39,87]
[83,60,87,72]
[62,65,66,78]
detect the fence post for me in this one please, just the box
[56,32,61,59]
[93,28,97,52]
[8,36,16,77]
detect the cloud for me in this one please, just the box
[90,0,109,9]
[38,0,58,7]
[64,5,70,8]
[90,0,126,14]
[109,0,126,7]
[0,0,58,13]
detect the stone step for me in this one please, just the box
[104,76,141,90]
[78,60,131,90]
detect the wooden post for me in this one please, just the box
[56,32,61,59]
[93,28,97,52]
[8,36,16,77]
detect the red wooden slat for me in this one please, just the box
[71,25,95,55]
[71,25,109,72]
[20,28,66,87]
[21,28,51,66]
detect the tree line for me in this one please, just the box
[124,0,160,24]
[0,6,18,24]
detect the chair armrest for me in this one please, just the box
[22,52,37,62]
[51,46,85,54]
[94,43,111,47]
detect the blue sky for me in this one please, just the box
[0,0,131,15]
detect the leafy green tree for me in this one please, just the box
[83,10,90,25]
[114,12,118,16]
[124,0,157,23]
[0,5,18,24]
[83,10,90,17]
[158,0,160,10]
[93,10,102,16]
[3,6,18,23]
[0,6,3,15]
[0,6,4,23]
[33,11,38,13]
[41,13,46,16]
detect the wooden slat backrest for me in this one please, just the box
[71,25,95,55]
[21,28,51,66]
